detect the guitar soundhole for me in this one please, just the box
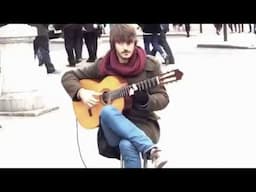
[101,91,110,105]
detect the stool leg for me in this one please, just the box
[120,154,124,168]
[121,154,148,168]
[143,155,148,168]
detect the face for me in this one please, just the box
[114,40,136,63]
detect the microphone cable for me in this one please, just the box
[76,119,87,168]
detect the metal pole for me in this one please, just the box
[200,24,203,33]
[223,24,227,41]
[0,50,2,97]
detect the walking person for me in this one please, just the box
[82,24,102,62]
[151,24,175,64]
[139,24,169,64]
[63,24,83,67]
[214,24,222,35]
[31,24,56,74]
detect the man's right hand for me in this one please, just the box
[77,88,102,108]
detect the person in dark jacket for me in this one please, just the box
[61,24,169,168]
[151,24,175,64]
[31,24,56,74]
[214,24,222,35]
[139,24,169,64]
[62,24,83,67]
[82,24,101,62]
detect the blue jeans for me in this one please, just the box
[37,48,52,65]
[143,34,165,57]
[100,105,155,168]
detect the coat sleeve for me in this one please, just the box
[61,60,102,101]
[140,62,170,112]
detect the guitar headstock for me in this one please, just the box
[158,69,183,85]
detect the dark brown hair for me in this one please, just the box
[110,24,137,49]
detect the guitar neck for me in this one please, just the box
[109,76,159,100]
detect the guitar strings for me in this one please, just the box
[76,119,87,168]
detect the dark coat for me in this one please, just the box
[30,24,49,57]
[83,24,96,32]
[30,24,49,36]
[53,24,64,30]
[160,24,169,33]
[61,54,169,158]
[53,24,83,32]
[83,24,103,37]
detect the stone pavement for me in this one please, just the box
[1,25,256,168]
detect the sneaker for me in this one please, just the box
[150,148,168,168]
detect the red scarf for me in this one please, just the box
[99,46,146,77]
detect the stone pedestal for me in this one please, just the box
[0,24,58,116]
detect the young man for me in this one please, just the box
[61,24,169,168]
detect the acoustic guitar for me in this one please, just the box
[73,69,183,129]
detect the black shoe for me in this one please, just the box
[46,63,56,73]
[67,60,76,67]
[47,68,56,74]
[86,58,95,62]
[68,59,76,66]
[48,69,61,74]
[76,58,83,63]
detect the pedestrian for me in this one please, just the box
[62,24,83,67]
[139,24,169,64]
[151,24,175,64]
[184,24,191,37]
[214,24,222,35]
[82,24,102,62]
[31,24,56,74]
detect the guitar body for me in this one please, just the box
[73,76,127,129]
[72,69,183,129]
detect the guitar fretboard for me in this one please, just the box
[105,76,159,101]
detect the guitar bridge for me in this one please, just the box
[88,108,92,117]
